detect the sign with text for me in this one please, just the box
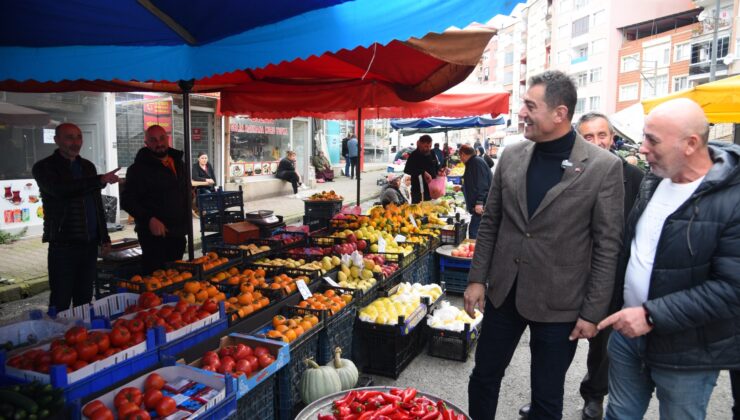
[296,280,312,300]
[143,96,173,145]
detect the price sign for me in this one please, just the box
[323,276,339,287]
[377,235,386,253]
[394,234,406,242]
[296,280,312,300]
[409,215,418,228]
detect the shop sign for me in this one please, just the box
[143,95,173,144]
[1,179,43,228]
[192,128,202,141]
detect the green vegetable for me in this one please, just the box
[0,391,38,414]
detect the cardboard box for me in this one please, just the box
[223,221,260,244]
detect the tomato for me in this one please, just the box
[89,406,114,420]
[125,409,151,420]
[258,353,274,369]
[218,356,235,374]
[131,332,146,344]
[235,359,252,376]
[233,344,252,360]
[49,338,68,350]
[157,306,174,318]
[165,312,182,326]
[89,331,111,353]
[155,396,177,417]
[201,364,216,372]
[201,299,218,314]
[102,347,117,358]
[128,319,145,333]
[196,310,211,320]
[110,326,132,347]
[139,292,161,309]
[112,318,129,329]
[33,351,52,367]
[143,388,163,410]
[253,346,270,358]
[72,360,89,370]
[174,301,189,314]
[245,355,259,373]
[114,387,143,408]
[75,339,99,362]
[6,355,23,368]
[202,351,219,366]
[64,326,88,345]
[82,400,107,418]
[117,402,140,419]
[51,345,78,365]
[218,346,234,359]
[144,373,165,391]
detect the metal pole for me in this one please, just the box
[653,60,658,97]
[179,79,195,260]
[709,0,721,82]
[356,108,362,206]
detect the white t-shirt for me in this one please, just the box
[623,176,704,308]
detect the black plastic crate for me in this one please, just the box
[166,254,242,281]
[303,215,330,232]
[208,240,275,264]
[441,268,469,294]
[355,282,380,310]
[201,232,223,253]
[318,305,357,365]
[356,318,426,379]
[440,221,469,245]
[201,209,245,231]
[196,187,244,212]
[304,199,343,218]
[235,374,276,420]
[307,234,344,247]
[266,229,308,248]
[427,321,480,362]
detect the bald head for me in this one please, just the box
[649,98,709,145]
[145,125,169,157]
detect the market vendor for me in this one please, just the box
[311,151,335,182]
[458,144,492,239]
[380,174,407,206]
[403,135,441,203]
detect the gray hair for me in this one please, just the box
[576,112,614,135]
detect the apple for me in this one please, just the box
[346,234,356,243]
[357,240,367,251]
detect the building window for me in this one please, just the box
[589,96,601,111]
[558,24,569,38]
[673,43,690,62]
[558,50,569,64]
[575,72,588,87]
[644,43,670,68]
[691,36,730,64]
[589,67,602,83]
[621,53,640,72]
[673,75,688,92]
[641,74,668,99]
[591,38,605,55]
[484,67,490,81]
[575,98,586,114]
[574,0,589,10]
[619,83,638,101]
[572,44,588,64]
[504,51,514,66]
[593,10,605,26]
[572,16,590,37]
[503,71,513,84]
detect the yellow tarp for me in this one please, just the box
[641,75,740,123]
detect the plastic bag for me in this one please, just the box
[428,175,447,199]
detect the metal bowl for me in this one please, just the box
[295,386,471,420]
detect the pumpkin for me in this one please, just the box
[325,347,358,390]
[300,358,342,404]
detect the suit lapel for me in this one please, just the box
[530,135,590,220]
[516,142,536,222]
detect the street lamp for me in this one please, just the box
[623,56,659,97]
[698,0,723,82]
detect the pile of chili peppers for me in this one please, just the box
[317,387,467,420]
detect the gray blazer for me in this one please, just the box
[468,135,624,323]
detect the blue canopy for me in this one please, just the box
[391,115,506,130]
[0,0,518,83]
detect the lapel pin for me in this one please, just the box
[561,159,573,169]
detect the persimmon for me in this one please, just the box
[272,315,287,328]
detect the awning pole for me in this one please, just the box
[356,108,362,206]
[179,79,195,260]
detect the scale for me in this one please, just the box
[245,210,280,225]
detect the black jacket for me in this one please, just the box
[32,150,110,245]
[275,158,296,179]
[619,154,645,218]
[341,138,349,158]
[121,147,190,238]
[612,143,740,370]
[462,155,492,213]
[192,162,215,183]
[380,185,406,207]
[403,150,439,203]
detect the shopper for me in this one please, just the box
[464,70,624,420]
[599,98,740,420]
[403,135,441,203]
[121,125,190,274]
[380,174,407,206]
[275,150,304,197]
[33,123,119,310]
[341,136,350,176]
[311,150,335,182]
[347,135,359,179]
[458,144,491,239]
[433,143,445,167]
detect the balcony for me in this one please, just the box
[689,61,728,76]
[571,56,588,65]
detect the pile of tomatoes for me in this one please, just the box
[197,343,276,377]
[122,292,163,315]
[119,299,218,335]
[83,373,176,420]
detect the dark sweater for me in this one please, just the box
[526,129,576,218]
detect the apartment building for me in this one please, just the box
[616,9,701,112]
[689,0,738,83]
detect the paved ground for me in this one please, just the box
[0,167,387,304]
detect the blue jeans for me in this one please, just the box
[605,331,719,420]
[468,213,482,239]
[344,157,350,176]
[468,290,577,420]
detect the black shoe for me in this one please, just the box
[582,398,604,420]
[519,403,530,419]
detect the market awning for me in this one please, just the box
[391,115,505,131]
[641,75,740,123]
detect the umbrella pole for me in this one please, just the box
[179,79,195,260]
[356,108,362,206]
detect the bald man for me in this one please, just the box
[598,98,740,419]
[121,125,190,274]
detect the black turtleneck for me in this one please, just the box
[526,129,576,218]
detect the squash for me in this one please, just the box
[326,347,358,390]
[300,358,342,404]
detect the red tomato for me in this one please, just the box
[6,355,23,368]
[144,373,165,391]
[155,396,177,417]
[114,387,143,408]
[102,347,116,358]
[218,356,235,374]
[233,344,252,360]
[128,318,145,333]
[201,299,218,314]
[245,355,259,373]
[218,346,234,359]
[64,326,88,345]
[235,359,252,376]
[72,360,88,371]
[202,351,219,366]
[49,338,68,350]
[75,339,99,362]
[125,409,151,420]
[196,310,211,320]
[253,346,270,358]
[89,406,114,420]
[51,345,78,365]
[201,364,216,372]
[89,331,110,353]
[110,326,132,347]
[117,402,140,419]
[258,353,274,369]
[82,400,106,418]
[143,388,163,410]
[33,352,52,367]
[131,332,146,344]
[112,318,129,329]
[157,306,174,318]
[165,312,182,326]
[174,301,189,314]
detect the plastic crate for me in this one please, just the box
[440,221,468,245]
[304,199,343,219]
[95,257,142,298]
[0,312,77,351]
[402,251,433,285]
[317,305,357,365]
[235,374,276,420]
[202,209,245,232]
[303,215,330,232]
[427,321,481,362]
[155,302,229,358]
[166,255,242,281]
[197,188,244,212]
[201,232,224,253]
[355,317,426,379]
[54,292,140,324]
[447,175,462,185]
[440,268,470,294]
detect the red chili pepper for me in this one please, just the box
[367,395,386,409]
[358,410,376,420]
[334,406,351,417]
[342,415,359,420]
[410,406,427,417]
[399,401,416,411]
[437,400,452,420]
[358,390,382,402]
[401,388,417,404]
[389,412,412,420]
[374,404,397,416]
[381,392,402,404]
[390,388,403,396]
[318,415,338,420]
[350,401,365,413]
[335,390,358,407]
[420,406,440,420]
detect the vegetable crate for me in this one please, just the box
[427,321,481,362]
[303,215,330,232]
[155,302,229,358]
[234,374,276,420]
[167,256,242,282]
[53,292,142,324]
[201,210,245,231]
[440,221,469,245]
[304,199,343,219]
[440,269,470,294]
[354,312,427,379]
[317,304,358,366]
[0,312,76,353]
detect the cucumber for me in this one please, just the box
[0,391,38,414]
[12,409,26,420]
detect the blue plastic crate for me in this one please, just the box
[317,305,357,365]
[157,302,229,358]
[448,175,462,185]
[235,374,276,420]
[440,268,469,294]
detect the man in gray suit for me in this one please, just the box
[464,70,624,420]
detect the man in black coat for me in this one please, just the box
[459,144,492,239]
[403,135,440,203]
[33,123,120,310]
[122,125,190,274]
[599,98,740,419]
[341,136,350,177]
